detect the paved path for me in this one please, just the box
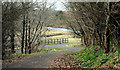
[43,42,80,48]
[3,43,82,68]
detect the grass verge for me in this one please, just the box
[72,45,120,69]
[60,44,83,48]
[3,47,67,60]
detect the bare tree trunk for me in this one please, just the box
[84,36,89,47]
[105,27,110,53]
[99,33,103,48]
[28,23,31,54]
[81,37,84,45]
[91,37,94,46]
[118,27,120,45]
[104,2,111,53]
[117,25,120,60]
[21,15,25,54]
[93,37,96,45]
[25,17,28,54]
[11,25,15,53]
[84,36,87,47]
[2,37,5,58]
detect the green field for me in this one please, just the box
[42,29,81,45]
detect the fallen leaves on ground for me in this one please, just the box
[50,54,81,68]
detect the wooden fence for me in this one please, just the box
[44,38,68,45]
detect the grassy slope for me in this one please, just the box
[72,46,120,69]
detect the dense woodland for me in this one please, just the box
[2,1,120,65]
[2,2,54,56]
[65,2,120,53]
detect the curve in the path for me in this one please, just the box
[42,42,81,48]
[3,43,82,68]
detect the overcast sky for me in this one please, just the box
[46,0,66,11]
